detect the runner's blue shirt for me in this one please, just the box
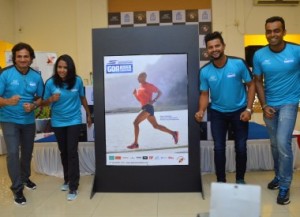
[199,56,252,112]
[253,42,300,106]
[43,76,85,127]
[0,65,44,124]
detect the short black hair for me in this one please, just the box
[12,42,35,65]
[204,31,225,47]
[265,16,285,31]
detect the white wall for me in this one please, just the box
[0,0,15,42]
[75,0,108,84]
[212,0,300,57]
[0,0,107,85]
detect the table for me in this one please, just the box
[33,142,95,177]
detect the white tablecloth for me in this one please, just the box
[32,139,299,177]
[33,142,95,177]
[0,130,7,155]
[200,138,299,173]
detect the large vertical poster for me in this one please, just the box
[104,54,188,166]
[92,25,201,192]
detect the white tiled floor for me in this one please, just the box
[0,155,300,217]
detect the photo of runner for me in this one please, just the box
[127,72,179,149]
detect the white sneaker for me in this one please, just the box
[60,183,69,191]
[67,190,78,201]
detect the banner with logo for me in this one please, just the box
[104,54,188,166]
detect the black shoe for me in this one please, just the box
[24,179,37,190]
[277,188,290,205]
[267,177,279,190]
[14,190,26,205]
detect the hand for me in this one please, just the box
[87,115,92,128]
[133,89,137,95]
[240,110,251,122]
[7,95,20,105]
[23,102,33,112]
[195,111,204,122]
[50,93,60,102]
[263,106,276,119]
[149,99,157,105]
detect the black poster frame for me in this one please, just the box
[92,25,201,193]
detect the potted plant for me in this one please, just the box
[35,106,51,133]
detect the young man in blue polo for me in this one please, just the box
[195,31,255,184]
[253,16,300,205]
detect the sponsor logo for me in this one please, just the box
[209,75,217,81]
[227,73,236,78]
[11,80,19,86]
[175,12,183,21]
[284,58,294,63]
[106,60,133,74]
[150,12,157,21]
[177,156,185,163]
[29,81,37,87]
[262,59,271,65]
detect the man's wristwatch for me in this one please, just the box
[245,108,252,114]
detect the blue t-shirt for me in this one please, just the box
[199,56,252,112]
[253,42,300,106]
[0,65,44,124]
[43,76,85,127]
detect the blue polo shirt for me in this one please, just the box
[0,65,44,124]
[43,76,84,127]
[199,56,252,112]
[253,42,300,106]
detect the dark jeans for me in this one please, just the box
[210,108,248,182]
[1,122,35,193]
[52,124,81,191]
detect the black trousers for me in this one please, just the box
[53,124,81,191]
[210,108,248,182]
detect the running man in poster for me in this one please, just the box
[127,72,179,149]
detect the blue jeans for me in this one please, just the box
[0,122,36,193]
[263,103,299,189]
[210,108,248,182]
